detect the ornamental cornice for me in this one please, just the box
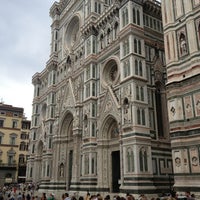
[46,53,58,71]
[81,3,119,37]
[143,0,162,18]
[50,2,60,18]
[32,73,41,85]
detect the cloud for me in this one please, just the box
[0,0,54,119]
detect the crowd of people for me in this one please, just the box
[0,186,196,200]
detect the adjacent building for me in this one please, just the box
[27,0,173,197]
[162,0,200,194]
[0,103,30,186]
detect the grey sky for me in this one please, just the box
[0,0,55,119]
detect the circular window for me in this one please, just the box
[102,59,119,87]
[65,16,80,51]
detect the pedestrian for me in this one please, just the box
[41,193,47,200]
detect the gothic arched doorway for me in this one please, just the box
[101,115,121,193]
[60,112,74,190]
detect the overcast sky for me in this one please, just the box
[0,0,55,119]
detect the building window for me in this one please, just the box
[12,120,17,128]
[86,38,91,55]
[32,144,35,154]
[91,157,96,174]
[86,66,90,80]
[133,8,140,25]
[137,10,140,25]
[19,154,25,164]
[13,113,18,117]
[85,155,89,175]
[20,142,26,151]
[127,147,134,172]
[0,132,4,144]
[92,65,96,78]
[49,137,52,149]
[135,59,143,76]
[85,83,90,98]
[47,164,50,176]
[123,60,130,78]
[10,136,16,145]
[92,103,96,117]
[95,2,101,14]
[92,83,96,96]
[139,147,148,172]
[122,7,129,27]
[33,132,36,140]
[8,156,14,164]
[136,85,145,101]
[123,39,129,56]
[30,167,33,178]
[92,122,96,137]
[20,133,26,140]
[134,38,142,54]
[137,108,146,125]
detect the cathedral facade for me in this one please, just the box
[162,0,200,194]
[27,0,171,197]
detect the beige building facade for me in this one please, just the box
[0,103,30,186]
[162,0,200,195]
[27,0,172,197]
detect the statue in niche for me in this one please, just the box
[179,33,187,55]
[84,114,88,136]
[60,163,64,177]
[123,97,131,123]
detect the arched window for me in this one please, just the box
[92,123,96,137]
[91,157,95,174]
[100,34,104,49]
[47,164,50,176]
[141,87,144,101]
[198,23,200,41]
[134,39,137,53]
[137,108,141,124]
[139,61,143,76]
[127,148,134,172]
[136,86,140,100]
[133,8,136,24]
[114,22,118,39]
[48,137,52,149]
[19,154,25,164]
[137,10,140,25]
[135,59,138,75]
[122,7,128,27]
[139,147,148,172]
[50,124,53,134]
[30,167,33,177]
[138,40,141,54]
[33,132,36,140]
[85,155,89,175]
[107,28,111,44]
[142,109,145,125]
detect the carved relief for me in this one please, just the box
[168,98,184,121]
[72,76,82,102]
[175,157,181,167]
[189,147,200,172]
[193,92,200,116]
[184,95,194,119]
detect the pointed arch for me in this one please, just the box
[60,111,74,137]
